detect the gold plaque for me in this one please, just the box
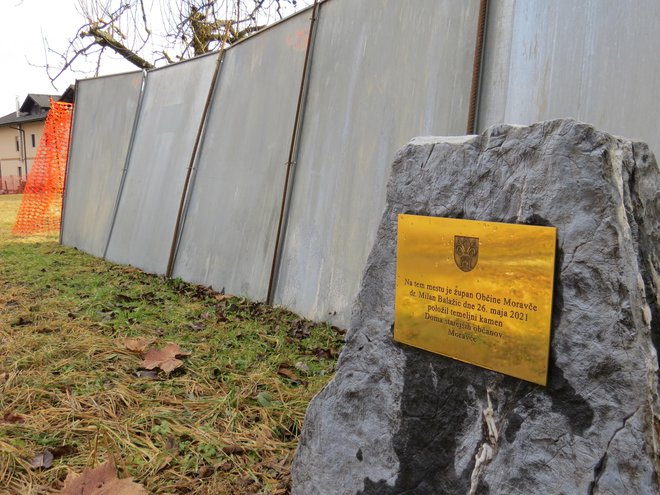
[394,215,557,385]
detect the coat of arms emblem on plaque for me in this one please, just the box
[454,236,479,272]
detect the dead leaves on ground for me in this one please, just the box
[1,411,24,424]
[289,319,314,339]
[276,364,306,386]
[0,223,343,494]
[119,338,191,375]
[221,445,247,456]
[29,446,76,470]
[141,343,191,374]
[29,450,54,469]
[120,337,154,353]
[59,459,147,495]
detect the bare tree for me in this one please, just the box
[43,0,307,85]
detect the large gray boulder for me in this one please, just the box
[292,120,659,495]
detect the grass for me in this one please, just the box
[0,194,344,494]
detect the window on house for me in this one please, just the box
[15,136,19,152]
[18,167,22,178]
[31,134,36,147]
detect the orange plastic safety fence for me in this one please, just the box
[12,100,74,235]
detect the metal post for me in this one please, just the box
[267,0,322,305]
[59,82,79,244]
[166,50,226,278]
[467,0,489,134]
[103,70,148,259]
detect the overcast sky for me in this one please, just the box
[0,0,135,116]
[0,0,309,117]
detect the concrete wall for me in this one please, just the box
[62,0,660,328]
[171,12,310,301]
[61,71,144,256]
[478,0,660,155]
[104,53,218,274]
[273,0,479,325]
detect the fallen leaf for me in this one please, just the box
[144,293,165,304]
[215,461,232,472]
[334,326,347,336]
[237,475,255,489]
[115,294,136,303]
[11,316,32,327]
[29,446,76,469]
[172,343,191,356]
[59,459,147,495]
[222,445,247,455]
[120,337,154,353]
[312,347,335,359]
[289,319,313,339]
[1,412,24,424]
[165,435,177,451]
[277,365,306,385]
[36,326,57,334]
[197,465,215,478]
[29,450,54,469]
[187,321,205,331]
[141,343,191,374]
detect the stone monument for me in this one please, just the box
[292,120,659,494]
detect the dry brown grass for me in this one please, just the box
[0,195,343,494]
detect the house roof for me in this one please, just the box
[0,111,49,126]
[59,85,75,104]
[18,93,59,114]
[0,91,68,128]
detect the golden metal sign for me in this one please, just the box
[394,215,557,385]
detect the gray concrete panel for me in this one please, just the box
[478,0,660,154]
[60,72,143,256]
[105,53,218,274]
[172,12,310,300]
[274,0,479,326]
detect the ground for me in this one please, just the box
[0,194,343,494]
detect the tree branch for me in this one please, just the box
[80,24,155,69]
[46,0,309,81]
